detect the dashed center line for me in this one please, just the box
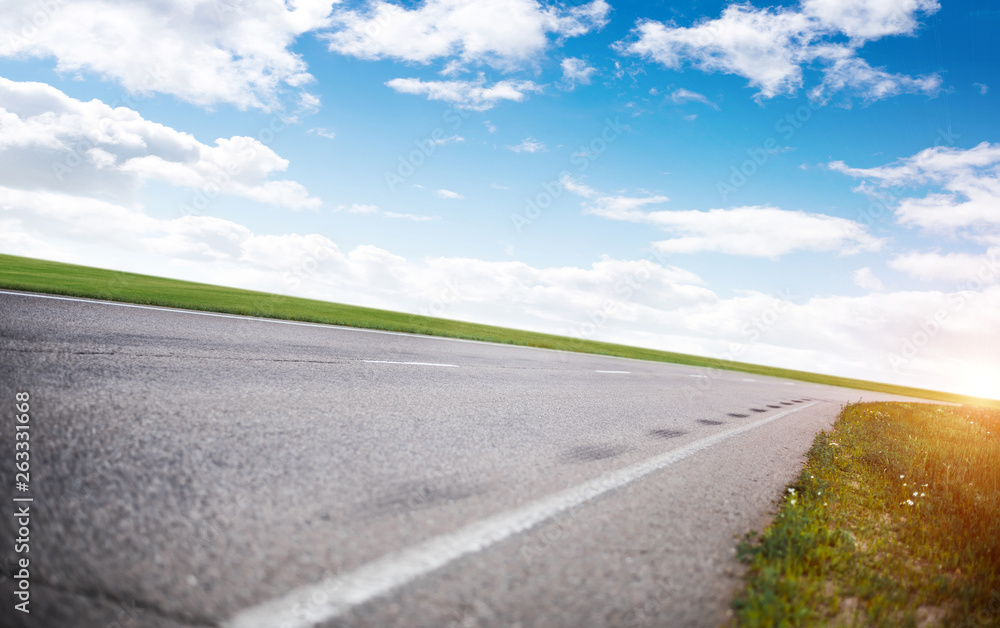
[595,370,630,374]
[362,360,459,368]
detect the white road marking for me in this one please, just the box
[224,402,821,628]
[595,370,629,374]
[743,378,756,382]
[362,360,459,368]
[687,374,707,378]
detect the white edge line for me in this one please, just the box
[595,370,630,374]
[362,360,459,368]
[224,401,821,628]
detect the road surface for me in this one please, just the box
[0,290,924,627]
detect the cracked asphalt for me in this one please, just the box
[0,291,926,627]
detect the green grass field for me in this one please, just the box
[733,402,1000,626]
[1,253,996,407]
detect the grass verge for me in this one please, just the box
[1,253,996,407]
[733,402,1000,627]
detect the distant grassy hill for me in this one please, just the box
[1,253,995,408]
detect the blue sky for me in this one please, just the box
[1,0,998,397]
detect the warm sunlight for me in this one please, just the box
[959,364,1000,400]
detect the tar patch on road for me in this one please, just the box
[697,419,725,426]
[727,413,749,418]
[562,444,630,463]
[648,429,686,440]
[366,479,490,518]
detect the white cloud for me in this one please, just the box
[560,57,597,89]
[324,0,609,69]
[436,188,464,199]
[645,207,882,258]
[973,82,989,95]
[852,266,885,291]
[308,127,337,140]
[431,134,465,145]
[385,76,543,110]
[506,137,547,153]
[341,203,380,214]
[670,88,719,109]
[829,142,1000,231]
[619,0,940,102]
[801,0,940,40]
[336,203,439,221]
[809,56,941,104]
[563,175,880,258]
[0,77,321,210]
[889,249,1000,283]
[0,0,335,111]
[383,211,440,221]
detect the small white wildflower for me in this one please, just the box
[900,475,905,479]
[790,499,797,505]
[906,499,914,506]
[920,493,926,497]
[913,492,918,497]
[788,488,796,494]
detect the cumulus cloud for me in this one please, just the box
[645,207,882,258]
[829,142,1000,232]
[560,57,597,89]
[385,76,544,110]
[852,266,885,291]
[0,0,335,111]
[0,77,321,210]
[324,0,609,68]
[619,0,941,102]
[889,249,1000,283]
[800,0,940,40]
[435,188,464,199]
[0,185,714,331]
[563,175,880,258]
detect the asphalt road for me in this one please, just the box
[0,290,925,628]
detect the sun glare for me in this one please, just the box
[960,365,1000,400]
